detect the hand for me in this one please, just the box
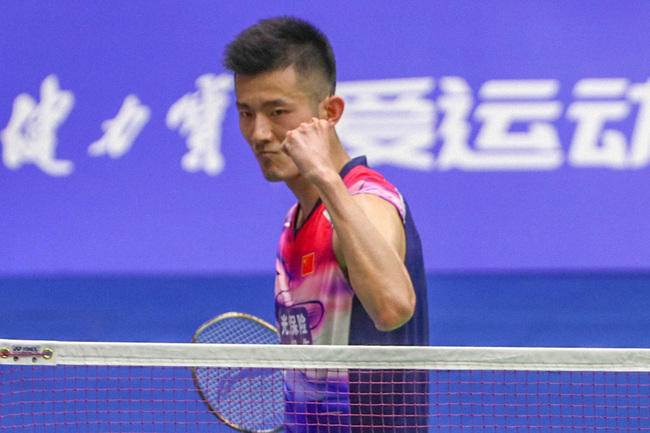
[282,117,336,185]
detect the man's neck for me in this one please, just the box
[286,177,321,229]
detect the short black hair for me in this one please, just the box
[223,16,336,97]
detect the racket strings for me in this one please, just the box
[192,314,284,432]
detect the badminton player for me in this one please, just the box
[223,16,429,433]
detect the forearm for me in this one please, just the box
[314,170,416,331]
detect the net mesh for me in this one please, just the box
[2,339,650,432]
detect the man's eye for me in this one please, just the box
[239,111,252,118]
[271,109,287,116]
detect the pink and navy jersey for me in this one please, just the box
[275,156,429,433]
[275,158,408,346]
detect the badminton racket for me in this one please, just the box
[191,312,284,433]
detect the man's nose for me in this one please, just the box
[252,115,273,143]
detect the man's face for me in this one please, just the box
[235,66,323,182]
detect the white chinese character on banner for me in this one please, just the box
[436,76,475,170]
[627,78,650,168]
[166,73,233,176]
[336,77,435,170]
[88,95,151,159]
[1,75,75,176]
[567,78,650,169]
[567,78,630,168]
[439,78,563,170]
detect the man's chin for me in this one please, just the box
[261,169,301,184]
[261,170,284,182]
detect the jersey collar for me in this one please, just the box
[339,156,368,180]
[292,155,368,235]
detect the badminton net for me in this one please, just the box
[2,338,650,432]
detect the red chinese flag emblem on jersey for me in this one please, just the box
[301,253,315,276]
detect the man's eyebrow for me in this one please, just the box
[236,99,291,109]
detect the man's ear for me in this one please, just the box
[321,95,345,126]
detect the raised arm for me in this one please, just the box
[283,118,416,331]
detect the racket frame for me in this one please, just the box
[191,312,283,433]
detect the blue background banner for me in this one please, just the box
[2,2,650,347]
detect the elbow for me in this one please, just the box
[373,292,416,332]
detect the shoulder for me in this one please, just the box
[344,165,406,222]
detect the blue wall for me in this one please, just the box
[4,273,650,348]
[4,2,650,276]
